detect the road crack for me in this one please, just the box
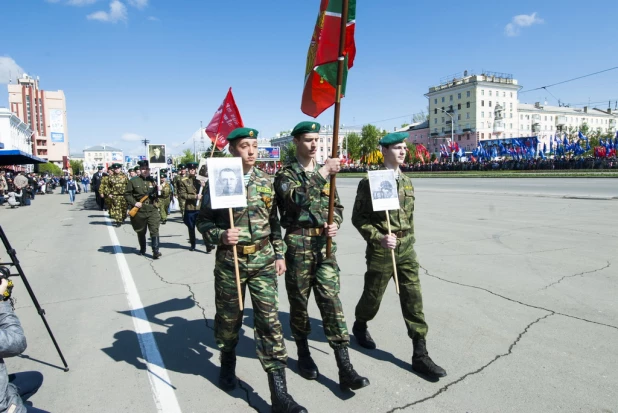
[540,261,611,290]
[386,313,554,412]
[421,266,618,331]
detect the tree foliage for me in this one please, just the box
[280,143,296,164]
[360,124,381,159]
[344,132,362,161]
[203,144,229,158]
[178,149,195,165]
[36,162,62,176]
[69,159,84,175]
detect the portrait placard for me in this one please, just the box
[148,144,167,168]
[367,170,400,212]
[196,158,208,182]
[207,157,247,209]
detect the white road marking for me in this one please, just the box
[106,220,182,413]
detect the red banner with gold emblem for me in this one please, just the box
[206,88,245,150]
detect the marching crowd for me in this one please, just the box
[89,123,446,413]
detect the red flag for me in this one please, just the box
[206,88,244,150]
[301,0,356,118]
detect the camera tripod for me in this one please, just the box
[0,225,69,372]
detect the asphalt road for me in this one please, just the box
[2,178,617,413]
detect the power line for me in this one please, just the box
[519,66,618,94]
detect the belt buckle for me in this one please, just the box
[307,228,321,236]
[242,244,256,254]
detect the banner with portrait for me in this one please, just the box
[207,157,247,209]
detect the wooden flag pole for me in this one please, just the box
[326,0,350,258]
[229,208,244,311]
[385,210,400,295]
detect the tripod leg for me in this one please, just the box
[0,226,69,371]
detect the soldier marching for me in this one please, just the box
[98,163,128,227]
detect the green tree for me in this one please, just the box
[69,159,84,175]
[36,162,62,176]
[178,149,195,165]
[280,143,296,164]
[413,110,429,123]
[405,141,417,163]
[344,132,362,161]
[401,123,410,129]
[203,144,229,158]
[360,124,380,158]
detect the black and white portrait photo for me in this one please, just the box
[207,157,247,209]
[216,168,242,196]
[148,144,167,167]
[368,170,400,212]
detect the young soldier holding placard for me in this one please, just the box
[351,132,447,379]
[196,127,307,413]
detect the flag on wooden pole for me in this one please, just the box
[206,88,244,150]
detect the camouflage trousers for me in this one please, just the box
[158,198,170,222]
[106,196,127,223]
[214,245,287,373]
[284,234,349,348]
[354,235,428,340]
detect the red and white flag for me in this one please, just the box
[206,88,244,150]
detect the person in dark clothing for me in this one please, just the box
[90,167,108,211]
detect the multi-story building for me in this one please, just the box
[83,145,124,171]
[0,108,39,171]
[425,70,617,155]
[7,74,69,166]
[402,120,431,150]
[271,126,361,164]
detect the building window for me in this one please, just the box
[458,135,461,141]
[457,103,461,110]
[489,101,492,107]
[481,112,485,118]
[510,92,513,98]
[510,102,513,110]
[441,97,445,103]
[458,93,461,99]
[450,95,453,101]
[458,114,461,120]
[544,116,547,121]
[481,100,485,107]
[434,108,438,114]
[434,98,438,104]
[441,117,445,123]
[467,91,471,98]
[510,123,513,129]
[489,90,492,97]
[467,134,470,140]
[466,112,470,119]
[434,118,438,124]
[466,102,470,108]
[481,90,485,96]
[480,122,484,128]
[510,113,513,118]
[441,127,445,133]
[481,133,485,139]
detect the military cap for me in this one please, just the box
[379,132,409,147]
[133,166,140,172]
[97,166,104,170]
[186,162,199,169]
[291,121,320,136]
[178,163,186,169]
[138,160,149,168]
[110,163,122,169]
[227,127,258,142]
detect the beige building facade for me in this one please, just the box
[83,145,124,171]
[7,74,69,166]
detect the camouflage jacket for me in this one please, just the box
[274,158,343,230]
[124,175,160,210]
[196,167,286,263]
[160,181,171,199]
[99,173,128,197]
[172,174,184,195]
[352,168,415,246]
[177,176,202,211]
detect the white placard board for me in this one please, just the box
[196,158,208,182]
[207,157,247,209]
[147,144,167,169]
[367,170,400,212]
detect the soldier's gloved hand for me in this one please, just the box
[324,222,338,238]
[135,202,143,208]
[0,278,13,301]
[380,234,397,250]
[275,259,286,276]
[222,228,241,245]
[319,158,341,179]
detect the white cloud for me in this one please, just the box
[127,0,148,9]
[121,133,144,142]
[0,57,25,84]
[46,0,100,5]
[147,16,159,21]
[87,0,127,23]
[505,12,544,37]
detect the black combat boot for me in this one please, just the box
[333,345,370,391]
[267,369,308,413]
[412,338,447,378]
[352,321,376,350]
[188,229,196,251]
[151,236,162,259]
[295,338,319,380]
[138,233,147,255]
[219,350,237,391]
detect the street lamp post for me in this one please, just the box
[437,108,455,163]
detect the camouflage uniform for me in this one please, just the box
[124,174,162,257]
[274,158,348,347]
[98,175,111,211]
[173,174,186,214]
[351,171,428,340]
[196,167,287,372]
[158,181,171,223]
[100,173,128,225]
[178,175,207,250]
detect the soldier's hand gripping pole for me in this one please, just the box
[385,211,400,295]
[228,208,244,311]
[0,226,70,371]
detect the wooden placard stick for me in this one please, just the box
[385,210,400,295]
[228,208,244,311]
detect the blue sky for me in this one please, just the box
[1,0,617,156]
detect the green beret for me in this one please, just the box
[138,160,149,168]
[186,162,198,169]
[178,164,186,169]
[227,127,258,141]
[379,132,409,147]
[291,121,320,136]
[132,166,140,172]
[110,163,122,169]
